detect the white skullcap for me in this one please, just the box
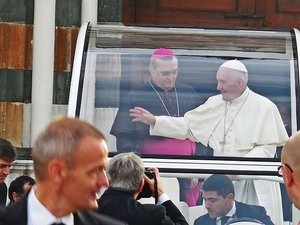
[219,59,248,73]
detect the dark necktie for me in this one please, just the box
[221,216,230,225]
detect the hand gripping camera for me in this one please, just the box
[137,170,158,203]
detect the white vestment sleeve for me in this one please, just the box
[243,144,277,157]
[150,116,198,141]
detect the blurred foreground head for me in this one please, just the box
[32,117,109,214]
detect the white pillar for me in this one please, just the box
[81,0,98,25]
[31,0,56,145]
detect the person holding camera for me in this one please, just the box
[96,152,188,225]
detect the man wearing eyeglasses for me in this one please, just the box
[110,48,205,206]
[280,131,300,210]
[111,48,202,156]
[0,138,16,207]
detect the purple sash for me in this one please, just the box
[139,138,196,155]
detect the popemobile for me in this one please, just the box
[68,23,300,225]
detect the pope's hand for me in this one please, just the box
[130,107,156,126]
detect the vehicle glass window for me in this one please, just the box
[91,53,292,156]
[135,174,290,225]
[76,27,295,158]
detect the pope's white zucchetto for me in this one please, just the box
[219,59,248,73]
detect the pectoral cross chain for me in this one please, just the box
[220,91,250,152]
[220,139,226,151]
[220,140,226,146]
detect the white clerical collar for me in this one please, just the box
[27,186,74,225]
[230,87,250,104]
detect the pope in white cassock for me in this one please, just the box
[130,59,289,225]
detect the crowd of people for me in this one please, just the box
[0,48,297,225]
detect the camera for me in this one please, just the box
[137,171,157,199]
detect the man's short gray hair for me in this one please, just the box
[107,152,144,192]
[32,117,106,181]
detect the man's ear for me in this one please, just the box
[237,78,244,86]
[12,192,19,202]
[47,159,66,184]
[282,164,293,187]
[138,179,144,193]
[227,193,234,201]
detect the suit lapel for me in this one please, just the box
[73,212,84,225]
[206,215,217,225]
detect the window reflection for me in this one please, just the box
[94,54,292,156]
[152,175,288,225]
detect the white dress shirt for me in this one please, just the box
[27,186,74,225]
[156,193,170,205]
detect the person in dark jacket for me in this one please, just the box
[96,152,188,225]
[8,175,35,205]
[193,174,274,225]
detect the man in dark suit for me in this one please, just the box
[0,117,125,225]
[193,174,274,225]
[96,152,188,225]
[0,138,17,207]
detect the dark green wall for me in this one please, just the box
[0,0,34,24]
[98,0,122,22]
[0,69,31,103]
[56,0,81,27]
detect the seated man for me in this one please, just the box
[193,174,274,225]
[8,175,35,205]
[96,152,188,225]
